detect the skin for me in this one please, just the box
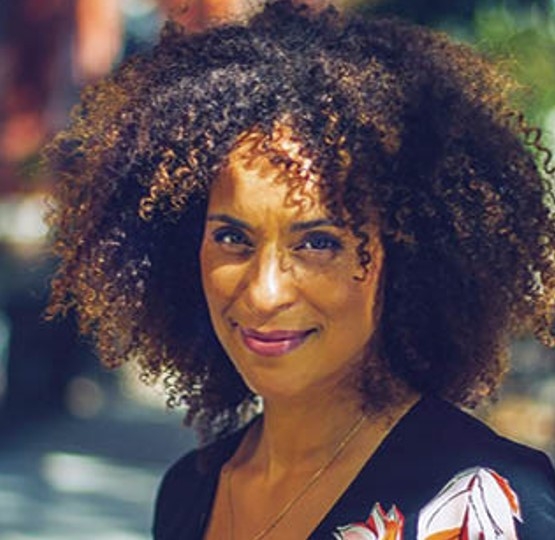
[200,142,384,405]
[201,137,418,539]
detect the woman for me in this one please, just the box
[45,1,555,538]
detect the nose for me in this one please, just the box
[242,245,296,318]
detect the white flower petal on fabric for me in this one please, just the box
[333,524,380,540]
[334,503,404,540]
[417,467,522,540]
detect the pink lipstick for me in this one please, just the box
[240,328,314,357]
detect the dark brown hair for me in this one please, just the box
[45,0,555,439]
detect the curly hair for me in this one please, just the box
[45,0,555,440]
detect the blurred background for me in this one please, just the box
[0,0,554,538]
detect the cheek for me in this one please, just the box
[200,242,232,339]
[199,240,212,295]
[199,240,223,309]
[200,241,243,309]
[312,258,381,332]
[319,280,380,365]
[328,280,377,325]
[305,247,378,301]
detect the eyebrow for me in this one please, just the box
[206,214,343,233]
[206,214,254,232]
[289,218,343,232]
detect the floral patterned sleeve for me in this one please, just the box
[333,468,524,540]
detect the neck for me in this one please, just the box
[237,385,418,480]
[262,390,363,471]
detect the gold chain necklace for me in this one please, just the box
[225,413,366,540]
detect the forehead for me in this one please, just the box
[208,130,327,219]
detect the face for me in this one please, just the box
[200,140,384,402]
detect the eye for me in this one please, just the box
[295,232,343,253]
[211,227,253,252]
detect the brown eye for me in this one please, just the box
[212,227,254,252]
[295,232,343,253]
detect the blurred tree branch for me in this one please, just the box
[349,0,555,125]
[351,0,551,26]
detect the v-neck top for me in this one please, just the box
[152,396,555,539]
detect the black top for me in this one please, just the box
[153,396,555,539]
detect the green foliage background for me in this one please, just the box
[351,0,555,127]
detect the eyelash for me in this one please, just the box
[210,227,344,255]
[294,232,343,253]
[212,227,253,250]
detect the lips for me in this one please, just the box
[240,327,315,357]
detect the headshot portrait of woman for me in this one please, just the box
[45,0,555,538]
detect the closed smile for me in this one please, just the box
[240,327,315,357]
